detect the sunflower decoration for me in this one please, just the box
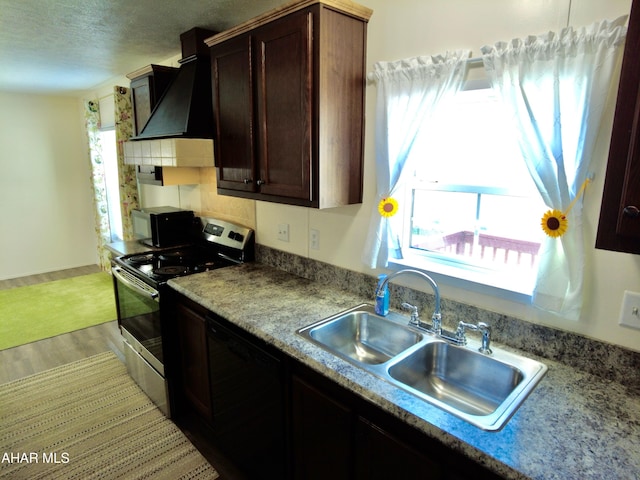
[378,197,399,218]
[539,178,591,238]
[541,209,568,238]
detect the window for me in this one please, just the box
[394,86,547,295]
[98,128,123,242]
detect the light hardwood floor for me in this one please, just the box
[0,264,102,290]
[0,265,125,384]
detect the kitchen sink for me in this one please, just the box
[298,304,547,430]
[298,304,423,365]
[388,341,527,416]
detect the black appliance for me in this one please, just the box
[111,216,254,417]
[131,206,195,248]
[206,315,285,478]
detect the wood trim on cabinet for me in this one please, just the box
[204,0,372,47]
[317,6,366,208]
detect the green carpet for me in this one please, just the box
[0,272,117,350]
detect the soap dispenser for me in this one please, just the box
[375,274,390,316]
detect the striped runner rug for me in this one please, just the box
[0,352,219,479]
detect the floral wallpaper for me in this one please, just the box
[84,99,112,271]
[114,86,138,241]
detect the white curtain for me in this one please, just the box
[363,51,470,268]
[481,17,627,320]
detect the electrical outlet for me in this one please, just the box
[310,229,320,250]
[277,223,289,242]
[618,291,640,330]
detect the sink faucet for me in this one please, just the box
[375,269,442,334]
[375,269,493,354]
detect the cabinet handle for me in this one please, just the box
[623,206,640,218]
[243,178,252,184]
[256,179,266,186]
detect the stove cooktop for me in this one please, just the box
[120,247,234,284]
[114,216,254,287]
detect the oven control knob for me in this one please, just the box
[228,231,244,242]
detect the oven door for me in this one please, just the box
[112,265,163,375]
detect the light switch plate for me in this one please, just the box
[618,291,640,330]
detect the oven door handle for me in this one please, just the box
[112,266,159,302]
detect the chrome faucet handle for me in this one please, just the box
[456,321,492,354]
[455,321,471,345]
[401,302,420,326]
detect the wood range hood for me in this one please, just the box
[125,28,217,185]
[130,27,216,142]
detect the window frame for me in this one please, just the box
[388,78,543,303]
[394,183,539,301]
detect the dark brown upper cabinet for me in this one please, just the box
[596,0,640,253]
[127,65,178,136]
[206,0,372,209]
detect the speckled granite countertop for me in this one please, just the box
[169,263,640,480]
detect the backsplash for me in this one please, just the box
[256,244,640,393]
[198,168,256,228]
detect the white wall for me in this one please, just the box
[0,91,97,279]
[256,0,640,352]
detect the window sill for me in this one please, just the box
[388,254,534,305]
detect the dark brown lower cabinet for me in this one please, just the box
[292,374,354,479]
[176,302,212,422]
[291,374,444,479]
[290,366,502,480]
[355,417,443,479]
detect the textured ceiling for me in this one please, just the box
[0,0,283,95]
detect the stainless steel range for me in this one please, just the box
[111,216,254,416]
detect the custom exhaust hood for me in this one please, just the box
[125,28,217,181]
[132,27,216,141]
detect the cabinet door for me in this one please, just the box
[596,0,640,253]
[210,34,257,192]
[291,374,354,479]
[130,66,177,136]
[254,10,313,200]
[131,76,153,136]
[175,303,212,421]
[355,417,443,480]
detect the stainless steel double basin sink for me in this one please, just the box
[297,304,547,431]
